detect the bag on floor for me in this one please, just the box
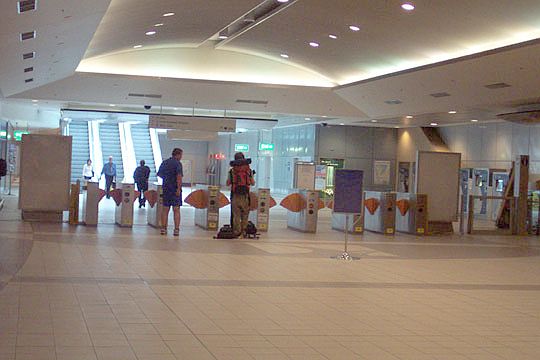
[214,225,236,239]
[245,221,259,239]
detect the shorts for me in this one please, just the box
[163,191,182,207]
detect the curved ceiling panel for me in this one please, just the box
[77,47,335,87]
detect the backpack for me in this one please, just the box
[230,164,252,195]
[245,221,259,239]
[214,224,236,239]
[0,158,6,177]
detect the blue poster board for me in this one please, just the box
[333,169,363,213]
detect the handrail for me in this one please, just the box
[118,123,137,183]
[149,128,163,184]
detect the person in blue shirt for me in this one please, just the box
[157,148,183,236]
[100,156,117,199]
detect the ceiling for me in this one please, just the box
[2,0,540,129]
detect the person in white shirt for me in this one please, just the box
[82,159,94,180]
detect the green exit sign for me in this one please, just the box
[259,143,274,151]
[234,144,249,152]
[14,130,29,141]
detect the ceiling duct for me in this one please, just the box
[384,99,403,105]
[430,92,451,98]
[128,93,162,99]
[20,31,36,41]
[485,82,511,89]
[17,0,37,13]
[22,52,35,60]
[236,99,268,105]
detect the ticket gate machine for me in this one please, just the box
[472,168,489,218]
[147,183,163,228]
[332,213,364,234]
[491,172,509,220]
[115,183,135,228]
[287,190,319,233]
[81,181,100,226]
[395,193,428,235]
[248,188,271,231]
[364,191,396,235]
[194,185,220,231]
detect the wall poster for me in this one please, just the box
[374,160,391,185]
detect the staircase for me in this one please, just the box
[131,124,157,183]
[69,121,90,183]
[99,123,124,182]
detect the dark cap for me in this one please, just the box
[234,152,245,160]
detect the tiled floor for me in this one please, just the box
[1,192,540,359]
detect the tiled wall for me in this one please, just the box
[316,125,397,191]
[440,122,540,178]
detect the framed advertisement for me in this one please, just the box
[373,160,391,185]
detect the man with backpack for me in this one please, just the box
[227,152,255,237]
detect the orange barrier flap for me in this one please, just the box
[184,189,208,209]
[280,193,306,212]
[396,199,410,216]
[132,191,140,203]
[318,198,325,210]
[249,192,258,211]
[364,198,380,215]
[110,189,123,206]
[144,190,158,208]
[218,192,230,208]
[326,200,334,209]
[268,196,277,208]
[97,189,107,203]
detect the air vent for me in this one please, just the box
[128,93,162,99]
[20,31,36,41]
[485,82,511,89]
[430,92,451,98]
[22,52,35,60]
[384,99,402,105]
[25,78,33,83]
[236,99,269,105]
[24,67,33,73]
[17,0,37,13]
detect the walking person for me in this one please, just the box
[157,148,183,236]
[227,152,255,237]
[101,156,117,199]
[82,159,94,181]
[133,160,151,208]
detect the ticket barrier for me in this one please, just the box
[332,213,364,234]
[114,183,135,228]
[194,185,220,231]
[395,193,428,235]
[364,191,396,235]
[248,188,275,232]
[146,183,163,228]
[81,181,103,226]
[286,190,320,233]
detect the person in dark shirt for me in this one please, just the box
[100,156,117,199]
[157,148,183,236]
[133,160,151,208]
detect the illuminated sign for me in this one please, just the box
[258,143,274,151]
[234,144,249,152]
[14,130,29,141]
[0,130,6,139]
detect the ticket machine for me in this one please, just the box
[115,183,135,228]
[472,168,489,218]
[194,185,220,231]
[491,172,509,220]
[248,188,272,231]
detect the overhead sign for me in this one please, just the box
[259,143,274,151]
[14,130,29,141]
[149,115,236,132]
[333,169,363,214]
[235,144,249,152]
[167,130,217,141]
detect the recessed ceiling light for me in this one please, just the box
[309,41,319,48]
[471,119,479,122]
[218,34,228,39]
[163,12,175,17]
[430,122,438,126]
[339,123,345,126]
[329,34,338,39]
[145,31,156,36]
[448,110,457,114]
[280,53,289,58]
[401,2,415,11]
[406,115,413,119]
[349,25,360,32]
[154,23,164,27]
[32,99,38,102]
[109,104,116,107]
[305,117,311,120]
[371,119,377,123]
[133,45,143,49]
[277,0,289,2]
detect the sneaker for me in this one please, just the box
[160,228,167,235]
[173,228,180,236]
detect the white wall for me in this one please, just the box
[158,134,209,185]
[396,128,447,163]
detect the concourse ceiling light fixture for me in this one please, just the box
[154,23,164,27]
[280,53,289,58]
[448,110,457,114]
[305,117,311,120]
[145,31,156,35]
[133,45,143,48]
[430,122,438,126]
[309,41,319,47]
[277,0,289,2]
[31,99,38,102]
[109,104,116,107]
[339,123,345,126]
[471,119,479,122]
[218,30,229,39]
[328,34,338,39]
[401,2,415,11]
[162,12,175,17]
[406,115,413,119]
[349,25,360,31]
[371,119,377,123]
